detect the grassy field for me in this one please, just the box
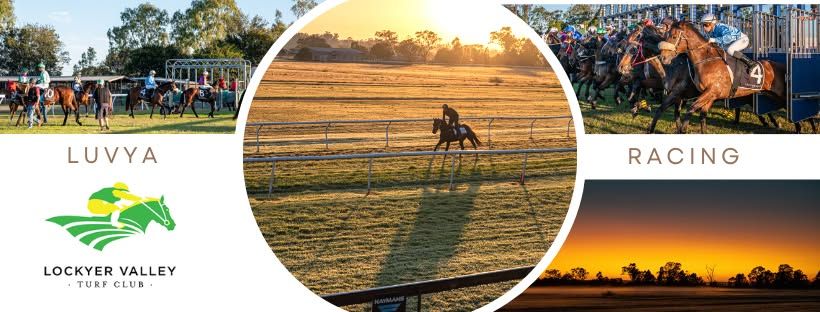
[0,105,237,134]
[244,61,576,311]
[576,84,806,134]
[502,286,820,311]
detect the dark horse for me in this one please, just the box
[75,81,98,117]
[660,21,814,133]
[178,86,217,118]
[432,118,481,151]
[125,81,179,119]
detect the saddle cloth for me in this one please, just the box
[139,88,155,101]
[196,88,212,100]
[451,127,467,136]
[725,54,764,90]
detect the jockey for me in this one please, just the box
[87,182,143,228]
[72,76,82,92]
[35,63,50,90]
[18,67,28,83]
[701,13,756,72]
[442,104,460,136]
[545,27,561,44]
[198,70,211,89]
[145,70,157,98]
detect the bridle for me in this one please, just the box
[141,200,171,226]
[664,26,718,65]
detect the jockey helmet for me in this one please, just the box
[587,26,597,33]
[114,182,129,191]
[97,79,104,85]
[563,25,576,33]
[642,18,654,27]
[149,70,156,75]
[627,24,638,31]
[597,27,606,34]
[202,70,209,75]
[549,27,558,33]
[701,13,718,24]
[37,63,45,68]
[21,67,28,72]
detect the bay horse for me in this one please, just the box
[659,21,814,133]
[432,118,481,152]
[74,81,98,117]
[125,81,179,119]
[44,86,82,126]
[178,86,217,118]
[587,34,628,109]
[3,82,27,125]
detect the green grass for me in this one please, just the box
[576,83,803,134]
[0,109,237,134]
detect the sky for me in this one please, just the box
[299,0,535,49]
[549,180,820,281]
[12,0,300,75]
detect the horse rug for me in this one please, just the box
[725,54,764,90]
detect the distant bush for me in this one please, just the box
[489,76,504,84]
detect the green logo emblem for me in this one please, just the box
[47,182,176,251]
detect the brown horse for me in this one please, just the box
[40,86,81,126]
[658,21,799,133]
[3,83,27,125]
[125,81,179,119]
[74,81,97,117]
[178,86,217,118]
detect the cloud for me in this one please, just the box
[48,11,72,23]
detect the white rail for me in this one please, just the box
[246,115,574,152]
[245,147,577,196]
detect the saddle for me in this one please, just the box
[451,127,466,136]
[139,88,156,101]
[196,88,212,100]
[724,53,764,96]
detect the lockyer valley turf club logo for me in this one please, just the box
[47,182,176,251]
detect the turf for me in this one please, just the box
[244,61,576,311]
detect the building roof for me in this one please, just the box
[0,75,134,82]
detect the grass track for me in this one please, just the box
[576,83,806,134]
[245,61,576,311]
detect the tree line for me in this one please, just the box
[534,262,820,289]
[0,0,318,77]
[289,27,545,67]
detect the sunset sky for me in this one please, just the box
[550,180,820,281]
[299,0,533,49]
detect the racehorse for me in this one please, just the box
[659,21,814,133]
[3,83,27,125]
[232,89,246,120]
[178,86,217,118]
[572,43,598,102]
[74,81,98,117]
[616,25,666,110]
[125,81,179,119]
[42,86,82,126]
[587,33,628,108]
[432,118,481,152]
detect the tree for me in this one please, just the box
[528,6,564,35]
[705,264,716,285]
[539,269,561,280]
[749,266,774,288]
[0,0,14,34]
[595,271,606,281]
[107,3,170,52]
[291,0,317,18]
[449,37,463,64]
[271,10,288,42]
[1,24,70,75]
[295,34,330,48]
[570,267,589,281]
[414,30,440,62]
[621,263,641,282]
[369,41,394,60]
[375,30,398,46]
[171,0,244,52]
[729,273,748,287]
[195,39,243,59]
[641,270,656,284]
[225,15,276,64]
[565,5,596,29]
[73,47,111,76]
[490,27,521,56]
[122,44,183,76]
[396,38,420,62]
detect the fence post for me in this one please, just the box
[256,125,263,153]
[520,153,528,185]
[385,122,392,147]
[267,160,276,197]
[448,155,456,191]
[417,293,422,312]
[487,118,494,149]
[566,117,573,137]
[529,119,536,139]
[325,123,331,149]
[366,158,373,196]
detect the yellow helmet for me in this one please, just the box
[114,182,129,191]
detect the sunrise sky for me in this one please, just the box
[299,0,533,49]
[550,180,820,281]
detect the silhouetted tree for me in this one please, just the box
[369,42,394,60]
[729,273,749,287]
[396,38,421,62]
[621,263,641,283]
[291,0,317,18]
[571,267,589,281]
[414,30,440,62]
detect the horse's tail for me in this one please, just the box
[46,215,137,251]
[465,125,481,146]
[125,90,131,110]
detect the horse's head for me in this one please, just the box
[618,26,645,77]
[161,81,179,93]
[432,118,442,134]
[659,21,698,65]
[132,196,176,231]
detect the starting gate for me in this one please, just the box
[165,58,252,109]
[600,4,820,123]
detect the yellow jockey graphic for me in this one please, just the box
[87,182,142,228]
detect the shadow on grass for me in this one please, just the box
[374,157,481,287]
[111,116,236,134]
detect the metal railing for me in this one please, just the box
[321,266,535,310]
[244,147,577,196]
[246,115,574,152]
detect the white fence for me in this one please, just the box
[245,147,577,196]
[246,115,574,152]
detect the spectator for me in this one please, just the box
[94,79,113,131]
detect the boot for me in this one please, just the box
[733,51,756,73]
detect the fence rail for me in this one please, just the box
[245,115,574,152]
[244,147,576,195]
[321,266,535,309]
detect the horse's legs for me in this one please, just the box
[682,92,718,134]
[648,95,677,133]
[459,139,465,150]
[191,102,200,118]
[794,121,802,134]
[733,107,742,125]
[149,104,155,119]
[768,114,780,129]
[699,111,708,134]
[810,119,817,134]
[179,102,187,117]
[208,101,215,118]
[62,106,69,126]
[444,142,451,151]
[434,141,443,151]
[74,106,82,126]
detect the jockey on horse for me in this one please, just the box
[701,13,757,73]
[144,70,158,99]
[442,104,460,136]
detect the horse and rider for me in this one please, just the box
[433,104,481,152]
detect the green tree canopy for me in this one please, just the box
[1,24,70,75]
[0,0,14,34]
[291,0,317,18]
[171,0,244,52]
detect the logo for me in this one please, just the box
[46,182,176,251]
